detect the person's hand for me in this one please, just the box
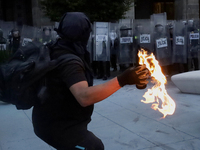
[117,64,149,89]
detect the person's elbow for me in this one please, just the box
[76,96,92,107]
[69,81,92,107]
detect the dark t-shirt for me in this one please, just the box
[32,54,94,145]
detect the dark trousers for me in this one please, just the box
[97,61,110,78]
[110,54,117,70]
[34,127,104,150]
[192,57,199,70]
[57,131,104,150]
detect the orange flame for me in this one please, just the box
[138,49,176,118]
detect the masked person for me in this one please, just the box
[32,12,149,150]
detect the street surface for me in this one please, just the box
[0,72,200,150]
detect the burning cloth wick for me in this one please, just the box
[138,49,176,118]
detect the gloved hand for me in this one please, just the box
[117,64,149,89]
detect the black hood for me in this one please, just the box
[52,12,92,56]
[50,12,93,85]
[56,12,92,47]
[51,11,92,60]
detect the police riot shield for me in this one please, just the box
[187,19,200,70]
[0,21,8,44]
[52,22,59,40]
[0,21,12,63]
[133,19,154,54]
[118,19,134,65]
[40,26,55,43]
[21,25,38,47]
[109,22,119,57]
[0,21,16,39]
[172,20,187,64]
[151,13,167,27]
[0,27,7,50]
[109,22,118,49]
[0,34,9,63]
[93,22,110,61]
[87,32,93,63]
[152,14,172,66]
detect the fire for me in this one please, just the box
[138,49,176,118]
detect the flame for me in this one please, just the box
[138,49,176,118]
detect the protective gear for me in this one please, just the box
[172,20,187,64]
[43,27,51,32]
[0,29,3,38]
[51,12,94,85]
[21,25,38,47]
[187,19,200,70]
[117,64,149,89]
[133,19,154,66]
[93,22,110,61]
[0,29,6,44]
[153,23,172,66]
[40,27,52,44]
[118,20,134,72]
[136,84,147,89]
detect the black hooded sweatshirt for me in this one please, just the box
[32,12,94,147]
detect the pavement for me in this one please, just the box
[0,71,200,150]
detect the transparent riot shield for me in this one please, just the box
[172,20,187,64]
[133,19,154,55]
[118,19,134,65]
[93,22,110,61]
[0,21,16,39]
[87,32,93,63]
[109,22,119,70]
[152,15,171,66]
[40,26,55,44]
[21,25,38,47]
[187,19,200,70]
[52,22,59,40]
[151,13,167,27]
[0,22,10,63]
[109,22,118,52]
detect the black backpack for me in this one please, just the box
[0,41,84,110]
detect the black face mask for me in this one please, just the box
[51,12,94,84]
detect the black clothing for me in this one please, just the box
[12,37,21,53]
[32,12,104,149]
[32,51,94,148]
[110,38,119,70]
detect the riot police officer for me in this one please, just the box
[39,27,52,44]
[133,24,143,66]
[110,30,119,72]
[187,20,199,70]
[0,28,7,45]
[153,24,172,76]
[118,25,134,72]
[8,28,21,54]
[0,28,9,63]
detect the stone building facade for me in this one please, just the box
[0,0,199,28]
[135,0,199,20]
[175,0,199,20]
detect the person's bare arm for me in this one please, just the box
[70,64,149,107]
[70,77,121,107]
